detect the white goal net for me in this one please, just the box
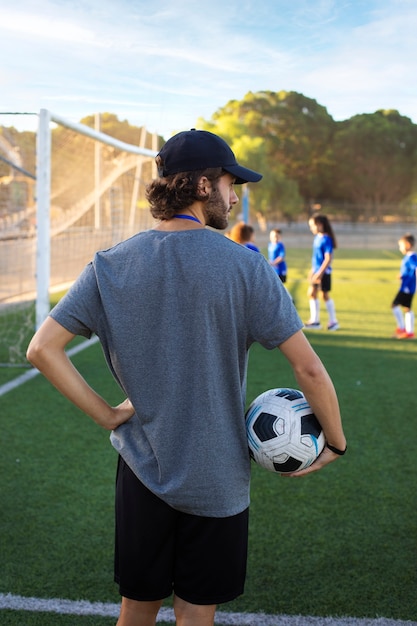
[0,110,158,366]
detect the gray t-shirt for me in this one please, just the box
[50,228,303,517]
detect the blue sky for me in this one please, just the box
[1,0,417,139]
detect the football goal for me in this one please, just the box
[0,110,158,366]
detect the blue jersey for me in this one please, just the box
[268,241,287,275]
[400,252,417,294]
[245,242,260,253]
[312,234,333,274]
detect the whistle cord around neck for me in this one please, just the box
[173,214,202,225]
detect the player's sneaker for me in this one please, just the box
[396,331,415,339]
[327,322,339,331]
[304,321,322,330]
[392,327,406,338]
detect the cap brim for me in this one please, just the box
[224,164,263,185]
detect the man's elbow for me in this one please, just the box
[294,358,328,384]
[26,338,46,368]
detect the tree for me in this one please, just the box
[197,93,306,222]
[80,112,161,149]
[329,110,417,220]
[0,126,36,178]
[208,91,335,204]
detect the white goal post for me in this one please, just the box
[0,109,158,366]
[35,109,158,331]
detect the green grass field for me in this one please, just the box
[1,248,416,625]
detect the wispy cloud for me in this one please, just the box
[1,11,102,46]
[1,0,417,136]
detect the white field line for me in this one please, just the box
[0,594,417,626]
[0,336,99,397]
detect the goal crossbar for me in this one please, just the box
[49,111,157,158]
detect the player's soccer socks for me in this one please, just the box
[325,299,338,329]
[308,298,320,323]
[394,310,414,338]
[392,305,404,330]
[305,299,321,329]
[405,311,414,335]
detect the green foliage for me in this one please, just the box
[4,95,417,223]
[1,249,417,624]
[198,93,306,220]
[80,112,162,150]
[0,126,36,178]
[200,93,417,221]
[202,90,335,212]
[329,110,417,219]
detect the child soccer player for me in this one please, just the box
[305,213,339,331]
[268,228,287,282]
[229,221,260,252]
[392,233,417,339]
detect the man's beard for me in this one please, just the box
[204,186,230,230]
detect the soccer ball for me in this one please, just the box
[245,387,325,474]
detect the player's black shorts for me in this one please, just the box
[320,273,331,293]
[392,290,414,308]
[114,456,249,605]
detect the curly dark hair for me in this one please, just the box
[146,161,224,220]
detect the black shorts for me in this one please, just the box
[320,273,331,293]
[392,291,414,308]
[114,456,249,605]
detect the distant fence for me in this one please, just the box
[255,221,415,250]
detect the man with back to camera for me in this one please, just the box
[27,129,346,626]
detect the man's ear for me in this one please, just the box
[197,176,211,196]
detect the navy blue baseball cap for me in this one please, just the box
[157,129,262,184]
